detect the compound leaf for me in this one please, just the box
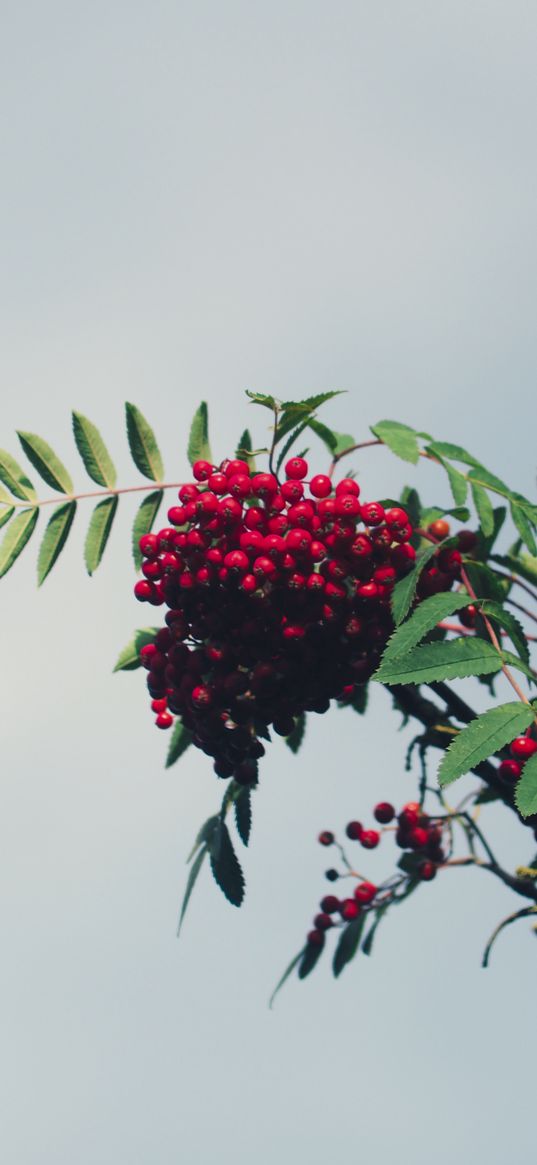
[480,601,529,665]
[373,637,502,687]
[371,420,420,465]
[0,449,36,501]
[84,496,118,575]
[125,403,164,481]
[72,411,117,487]
[381,592,476,664]
[37,500,76,585]
[0,506,39,578]
[17,431,73,494]
[438,701,534,787]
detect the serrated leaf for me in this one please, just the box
[177,845,207,934]
[500,652,536,686]
[443,461,468,506]
[286,712,306,754]
[426,441,483,469]
[84,496,118,575]
[307,417,337,453]
[381,593,476,664]
[510,500,537,555]
[112,626,159,672]
[269,949,305,1007]
[71,411,117,488]
[419,505,471,526]
[0,448,36,501]
[332,432,357,457]
[280,391,345,411]
[245,390,277,411]
[276,419,312,470]
[477,506,507,558]
[0,506,39,578]
[438,701,534,787]
[165,721,194,768]
[234,787,252,846]
[333,915,366,977]
[125,403,164,481]
[187,402,212,466]
[187,814,219,862]
[468,465,510,494]
[298,940,324,980]
[390,539,452,626]
[235,429,256,471]
[0,504,14,529]
[399,486,422,529]
[373,637,502,687]
[480,601,529,665]
[17,431,73,494]
[471,482,495,538]
[132,490,163,569]
[370,420,420,465]
[209,821,245,906]
[463,561,508,603]
[37,500,76,585]
[492,552,537,588]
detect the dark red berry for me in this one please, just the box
[318,831,335,846]
[314,912,334,931]
[345,821,363,840]
[418,861,437,881]
[307,929,325,947]
[320,895,340,913]
[498,759,522,780]
[373,801,395,824]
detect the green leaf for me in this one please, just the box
[132,490,163,569]
[177,845,207,934]
[373,637,502,687]
[480,601,530,665]
[492,552,537,588]
[165,721,194,768]
[269,949,305,1008]
[235,429,256,471]
[280,391,345,411]
[245,390,277,411]
[381,592,476,664]
[347,684,369,714]
[276,419,312,470]
[0,504,14,529]
[307,417,337,454]
[471,482,495,538]
[399,486,422,530]
[125,403,164,481]
[209,821,245,906]
[426,441,483,469]
[390,539,452,626]
[0,506,39,578]
[187,402,213,466]
[37,500,76,585]
[370,420,420,465]
[0,449,36,501]
[331,432,357,457]
[286,712,306,754]
[113,626,159,672]
[187,814,219,862]
[500,652,536,687]
[17,431,73,494]
[438,701,534,787]
[510,500,537,555]
[234,787,252,846]
[443,461,468,507]
[333,915,366,977]
[84,496,118,575]
[71,411,117,488]
[477,506,506,558]
[362,906,389,956]
[298,940,324,980]
[467,465,510,494]
[419,505,471,526]
[463,561,508,604]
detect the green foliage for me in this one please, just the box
[187,402,212,466]
[479,601,529,664]
[235,429,256,470]
[72,411,117,488]
[234,787,252,846]
[370,420,420,465]
[0,449,36,501]
[298,940,324,980]
[515,753,537,818]
[165,721,194,768]
[333,915,366,976]
[0,507,39,578]
[37,501,76,585]
[131,490,164,569]
[16,432,73,494]
[125,403,164,481]
[113,627,160,672]
[0,502,15,529]
[177,846,208,935]
[84,496,118,574]
[471,482,495,538]
[492,551,537,587]
[209,821,245,906]
[286,712,306,754]
[380,592,475,665]
[438,701,535,787]
[269,950,305,1007]
[390,539,453,625]
[463,561,508,603]
[373,637,502,686]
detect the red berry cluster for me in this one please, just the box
[498,735,537,783]
[134,456,418,784]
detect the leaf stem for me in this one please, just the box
[9,481,185,509]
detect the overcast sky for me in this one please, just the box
[1,4,536,1163]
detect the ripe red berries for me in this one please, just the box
[318,831,335,846]
[285,457,308,480]
[374,801,395,824]
[510,737,537,760]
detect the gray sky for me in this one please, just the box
[1,3,536,1162]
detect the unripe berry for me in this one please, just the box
[373,801,395,824]
[353,881,377,905]
[285,456,308,480]
[318,830,335,846]
[360,829,380,849]
[309,474,332,499]
[427,518,450,539]
[510,736,537,760]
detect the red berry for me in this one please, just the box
[227,473,252,499]
[192,460,214,481]
[427,518,450,539]
[360,829,380,849]
[307,929,325,947]
[399,802,420,826]
[498,759,522,780]
[134,580,154,601]
[208,472,228,494]
[156,711,173,729]
[314,912,334,931]
[418,861,437,881]
[345,821,363,840]
[281,480,304,503]
[373,801,395,824]
[510,737,537,760]
[457,529,478,552]
[335,478,360,497]
[353,881,377,905]
[224,459,250,478]
[320,895,340,914]
[285,457,308,480]
[251,473,278,499]
[309,475,332,499]
[341,899,361,921]
[408,826,429,849]
[459,604,477,629]
[385,507,409,529]
[318,831,335,846]
[360,502,385,526]
[191,685,213,709]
